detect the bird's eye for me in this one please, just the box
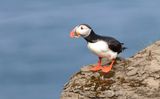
[81,27,83,30]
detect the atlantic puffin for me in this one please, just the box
[70,24,125,73]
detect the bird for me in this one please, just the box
[70,24,126,73]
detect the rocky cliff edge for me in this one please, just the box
[61,40,160,99]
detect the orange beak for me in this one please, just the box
[70,30,75,38]
[70,26,80,38]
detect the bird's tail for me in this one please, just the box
[121,43,127,51]
[122,47,127,50]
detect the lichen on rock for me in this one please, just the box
[61,40,160,99]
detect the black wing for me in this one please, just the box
[83,31,126,53]
[100,36,124,53]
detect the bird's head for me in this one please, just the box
[70,24,92,38]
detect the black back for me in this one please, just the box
[84,30,125,53]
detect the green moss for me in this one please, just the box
[128,79,147,87]
[101,71,115,78]
[88,75,115,91]
[117,77,126,84]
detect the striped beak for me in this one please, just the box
[70,26,80,38]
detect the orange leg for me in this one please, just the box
[101,60,115,73]
[90,57,102,71]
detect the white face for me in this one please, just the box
[75,25,91,37]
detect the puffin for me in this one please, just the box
[70,24,126,73]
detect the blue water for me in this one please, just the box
[0,0,160,99]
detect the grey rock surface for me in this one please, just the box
[61,40,160,99]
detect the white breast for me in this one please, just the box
[87,41,118,60]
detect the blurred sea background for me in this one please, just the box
[0,0,160,99]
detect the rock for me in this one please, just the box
[126,68,138,76]
[61,40,160,99]
[143,77,160,89]
[147,60,160,73]
[103,90,115,98]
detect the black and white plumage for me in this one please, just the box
[70,24,126,73]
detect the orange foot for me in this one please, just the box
[101,60,115,73]
[90,65,102,71]
[101,65,112,73]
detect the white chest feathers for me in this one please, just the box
[87,41,118,60]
